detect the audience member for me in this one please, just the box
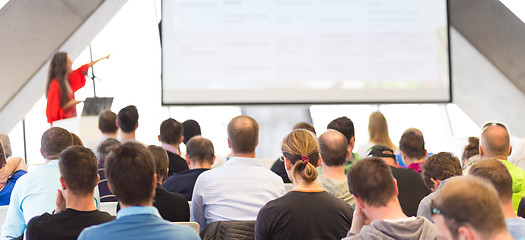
[78,142,199,240]
[357,112,397,158]
[271,121,316,183]
[25,146,114,240]
[462,136,479,165]
[96,138,120,202]
[2,127,73,239]
[317,129,355,205]
[520,197,525,218]
[0,141,27,206]
[343,157,438,239]
[159,118,189,176]
[399,129,427,173]
[191,115,285,230]
[480,122,525,211]
[182,119,201,145]
[432,176,513,240]
[163,136,215,201]
[146,145,189,222]
[84,110,118,151]
[0,134,12,158]
[327,117,362,170]
[367,144,430,217]
[417,152,462,222]
[256,129,353,240]
[468,158,525,239]
[116,105,139,143]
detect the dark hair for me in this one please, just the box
[281,129,319,183]
[0,134,12,158]
[399,130,426,159]
[46,52,71,107]
[41,127,73,159]
[348,157,396,207]
[293,122,316,135]
[462,137,479,161]
[59,146,98,195]
[96,138,121,166]
[327,117,355,142]
[182,120,201,145]
[105,142,155,206]
[99,110,118,134]
[0,142,6,168]
[318,129,348,166]
[227,115,259,154]
[71,133,83,146]
[159,118,183,144]
[433,176,507,238]
[147,145,169,182]
[186,137,214,164]
[422,152,462,189]
[469,158,513,202]
[117,105,139,133]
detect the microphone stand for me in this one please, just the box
[88,44,103,98]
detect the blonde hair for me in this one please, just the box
[368,112,396,150]
[281,129,319,183]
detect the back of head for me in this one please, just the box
[399,129,426,159]
[117,105,139,133]
[0,134,12,158]
[59,146,98,196]
[348,157,396,207]
[148,145,169,181]
[186,136,214,164]
[105,142,155,206]
[422,152,462,190]
[469,158,513,203]
[462,137,479,161]
[281,129,319,183]
[98,110,118,134]
[71,133,84,146]
[367,144,397,166]
[327,116,354,142]
[41,127,73,159]
[159,118,183,144]
[182,120,201,145]
[480,123,511,158]
[318,129,348,166]
[96,138,121,165]
[293,122,316,135]
[433,176,507,239]
[368,112,394,148]
[227,115,259,154]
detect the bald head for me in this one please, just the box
[227,115,259,154]
[480,124,511,159]
[318,129,348,166]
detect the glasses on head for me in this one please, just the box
[430,201,467,222]
[482,122,507,132]
[279,156,285,162]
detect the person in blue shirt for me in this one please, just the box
[0,141,28,206]
[78,142,200,240]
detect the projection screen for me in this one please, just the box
[161,0,451,105]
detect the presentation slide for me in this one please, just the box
[162,0,450,105]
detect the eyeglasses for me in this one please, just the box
[430,201,467,223]
[481,121,507,132]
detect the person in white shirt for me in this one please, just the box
[190,115,286,231]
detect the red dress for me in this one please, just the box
[46,64,88,124]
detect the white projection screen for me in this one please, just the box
[161,0,451,105]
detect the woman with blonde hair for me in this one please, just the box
[358,111,397,157]
[255,129,353,240]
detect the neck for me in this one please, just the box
[119,131,136,141]
[65,193,97,211]
[365,198,407,221]
[102,132,117,139]
[189,162,212,170]
[230,151,256,158]
[293,179,324,191]
[120,201,153,209]
[502,201,518,219]
[484,155,508,160]
[168,143,181,153]
[321,164,346,180]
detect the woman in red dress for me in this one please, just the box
[45,52,109,124]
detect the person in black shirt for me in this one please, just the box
[256,129,353,240]
[163,136,215,201]
[159,118,189,176]
[25,146,114,240]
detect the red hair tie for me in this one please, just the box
[301,155,310,166]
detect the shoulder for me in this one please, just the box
[26,212,53,232]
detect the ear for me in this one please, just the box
[424,150,428,158]
[227,138,231,149]
[256,138,259,147]
[211,156,216,165]
[430,178,442,192]
[284,157,292,171]
[316,153,322,168]
[457,226,474,240]
[349,136,355,149]
[158,135,161,142]
[393,178,399,196]
[115,120,120,129]
[345,149,351,161]
[40,149,44,158]
[354,195,365,209]
[479,145,484,157]
[509,145,513,156]
[135,122,139,130]
[97,174,101,184]
[152,175,158,191]
[179,136,184,144]
[185,154,191,167]
[59,177,67,190]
